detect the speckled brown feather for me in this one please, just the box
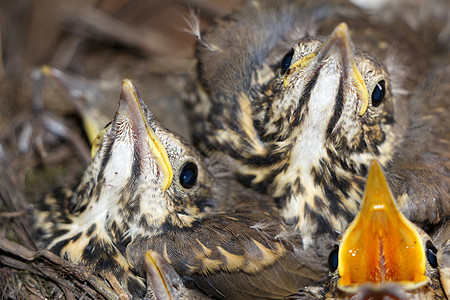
[126,174,327,299]
[183,0,449,246]
[34,80,326,299]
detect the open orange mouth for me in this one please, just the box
[337,160,428,293]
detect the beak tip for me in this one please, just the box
[144,250,156,266]
[369,159,381,172]
[40,65,52,76]
[334,22,350,39]
[367,159,385,188]
[122,78,133,86]
[121,78,135,95]
[119,79,141,110]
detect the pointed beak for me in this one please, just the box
[337,160,428,293]
[144,250,178,300]
[317,23,369,116]
[118,79,173,191]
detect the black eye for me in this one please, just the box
[328,245,339,272]
[371,80,385,107]
[426,240,438,268]
[179,162,198,189]
[281,48,295,75]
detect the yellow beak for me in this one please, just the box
[337,160,428,293]
[283,23,369,116]
[323,23,369,116]
[120,79,173,191]
[144,250,176,300]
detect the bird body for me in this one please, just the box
[185,0,449,246]
[32,1,449,297]
[34,80,324,299]
[385,57,450,226]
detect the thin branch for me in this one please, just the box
[0,237,119,300]
[60,3,182,57]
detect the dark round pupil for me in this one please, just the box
[425,240,438,268]
[281,48,295,75]
[179,162,198,189]
[371,80,385,107]
[328,246,339,272]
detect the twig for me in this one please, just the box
[105,272,130,300]
[0,237,119,300]
[0,211,27,218]
[0,24,3,81]
[0,167,35,250]
[60,3,182,57]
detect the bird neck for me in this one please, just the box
[44,158,173,263]
[284,125,409,246]
[276,147,366,248]
[236,122,403,249]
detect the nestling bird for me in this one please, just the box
[185,0,449,247]
[287,160,450,299]
[34,80,325,299]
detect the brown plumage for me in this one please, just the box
[184,0,449,247]
[33,80,325,299]
[384,57,450,227]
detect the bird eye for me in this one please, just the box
[371,80,385,107]
[281,48,295,75]
[328,245,339,272]
[179,162,198,189]
[425,240,438,268]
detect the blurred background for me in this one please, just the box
[0,0,243,202]
[0,0,447,298]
